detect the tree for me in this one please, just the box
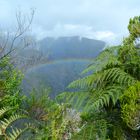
[0,10,37,140]
[0,9,35,107]
[58,16,140,139]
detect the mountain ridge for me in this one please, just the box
[38,36,105,61]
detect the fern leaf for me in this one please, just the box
[7,123,36,140]
[68,75,96,89]
[0,107,12,118]
[0,114,27,134]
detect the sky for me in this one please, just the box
[0,0,140,45]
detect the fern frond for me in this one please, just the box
[82,56,121,74]
[68,75,96,89]
[69,67,136,93]
[0,107,12,118]
[81,63,97,74]
[81,46,120,75]
[63,67,136,112]
[77,86,121,112]
[97,68,136,88]
[0,114,27,134]
[8,127,23,140]
[7,123,36,140]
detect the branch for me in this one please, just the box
[0,9,35,60]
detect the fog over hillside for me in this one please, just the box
[22,36,105,97]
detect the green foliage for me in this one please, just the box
[72,111,108,140]
[0,57,23,97]
[0,56,36,140]
[33,99,81,140]
[50,104,81,140]
[72,120,107,140]
[22,88,80,140]
[23,88,52,121]
[1,15,140,140]
[120,82,140,130]
[58,16,140,139]
[0,105,36,140]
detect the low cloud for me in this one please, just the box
[32,23,118,45]
[0,0,140,45]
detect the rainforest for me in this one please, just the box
[0,1,140,140]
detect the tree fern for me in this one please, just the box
[65,67,136,112]
[57,16,140,139]
[7,123,36,140]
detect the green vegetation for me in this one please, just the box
[0,16,140,139]
[0,57,36,139]
[58,16,140,139]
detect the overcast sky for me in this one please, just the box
[0,0,140,45]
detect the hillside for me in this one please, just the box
[38,36,105,60]
[23,36,105,97]
[23,60,90,97]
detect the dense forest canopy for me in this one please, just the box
[0,14,140,140]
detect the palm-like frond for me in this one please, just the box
[68,75,96,90]
[7,123,36,140]
[65,66,137,112]
[0,114,27,134]
[0,107,12,118]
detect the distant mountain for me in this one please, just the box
[23,36,106,97]
[38,36,105,61]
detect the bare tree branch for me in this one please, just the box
[0,9,35,60]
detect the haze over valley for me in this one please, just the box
[22,36,105,97]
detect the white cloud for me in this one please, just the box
[94,31,116,40]
[1,0,140,44]
[32,23,118,45]
[92,31,117,45]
